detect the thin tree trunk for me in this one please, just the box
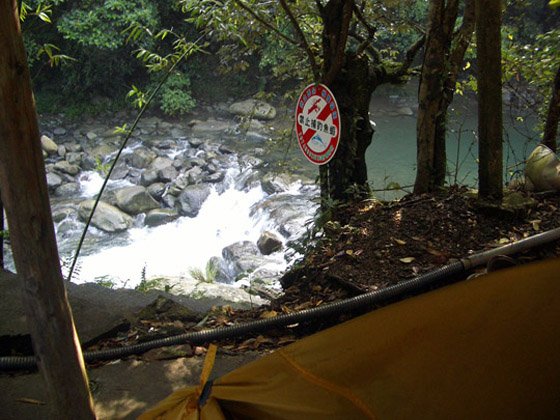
[0,193,4,269]
[0,1,95,418]
[414,0,447,194]
[542,64,560,152]
[476,0,503,201]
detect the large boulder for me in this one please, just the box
[177,184,211,217]
[229,99,277,120]
[115,186,160,215]
[525,144,560,191]
[78,200,133,232]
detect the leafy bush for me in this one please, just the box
[156,71,196,116]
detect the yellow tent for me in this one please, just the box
[140,257,560,419]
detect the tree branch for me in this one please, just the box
[444,0,475,102]
[279,0,321,81]
[232,0,297,46]
[386,35,425,82]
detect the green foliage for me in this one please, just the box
[57,0,159,50]
[188,259,218,284]
[94,276,116,289]
[502,28,560,129]
[156,71,196,116]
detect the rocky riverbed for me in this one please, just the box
[5,98,319,306]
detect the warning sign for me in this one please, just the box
[295,83,341,165]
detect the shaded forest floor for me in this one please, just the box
[87,187,560,357]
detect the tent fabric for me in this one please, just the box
[140,257,560,419]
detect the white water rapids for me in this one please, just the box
[65,167,314,289]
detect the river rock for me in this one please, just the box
[52,207,75,223]
[86,131,98,141]
[89,143,117,160]
[57,145,67,158]
[109,161,129,180]
[144,208,179,227]
[46,172,63,190]
[54,160,80,176]
[177,184,211,217]
[129,147,157,169]
[141,169,159,186]
[208,256,232,283]
[41,135,58,154]
[188,138,204,148]
[115,186,160,215]
[190,118,235,134]
[55,182,80,197]
[53,127,67,136]
[222,241,267,276]
[396,106,414,116]
[149,157,174,172]
[261,173,294,194]
[229,99,277,120]
[158,165,178,183]
[257,231,283,255]
[147,182,166,200]
[66,152,83,166]
[78,200,133,232]
[203,172,225,183]
[525,144,560,191]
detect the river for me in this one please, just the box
[1,83,541,296]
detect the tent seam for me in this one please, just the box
[278,349,376,419]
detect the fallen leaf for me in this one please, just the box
[260,310,278,319]
[530,219,541,231]
[393,238,407,246]
[400,257,416,264]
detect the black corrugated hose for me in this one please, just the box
[2,227,560,371]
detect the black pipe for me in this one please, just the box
[1,227,560,371]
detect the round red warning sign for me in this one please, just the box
[295,83,340,165]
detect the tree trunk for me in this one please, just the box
[414,0,448,194]
[0,193,4,269]
[414,0,475,194]
[542,64,560,152]
[320,0,375,203]
[327,54,376,201]
[0,1,95,418]
[476,0,503,201]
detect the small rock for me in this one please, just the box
[86,131,98,141]
[53,127,67,136]
[41,135,58,155]
[54,161,80,176]
[257,231,283,255]
[144,208,179,227]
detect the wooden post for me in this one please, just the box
[0,1,95,418]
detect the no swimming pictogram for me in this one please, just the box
[295,83,341,165]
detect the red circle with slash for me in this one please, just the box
[295,83,341,165]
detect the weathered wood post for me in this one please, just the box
[0,1,95,418]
